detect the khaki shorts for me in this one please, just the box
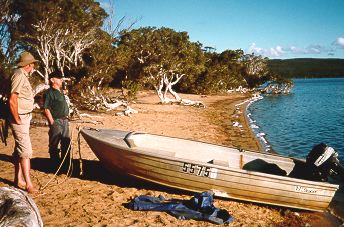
[10,113,33,159]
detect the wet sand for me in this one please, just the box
[0,91,341,226]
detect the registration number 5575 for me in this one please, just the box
[182,163,217,179]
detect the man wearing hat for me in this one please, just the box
[9,51,38,194]
[43,70,70,168]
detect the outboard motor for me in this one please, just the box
[306,143,344,181]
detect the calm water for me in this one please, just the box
[248,77,344,163]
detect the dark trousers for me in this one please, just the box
[48,118,70,164]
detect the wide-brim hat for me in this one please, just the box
[16,51,39,67]
[48,70,64,79]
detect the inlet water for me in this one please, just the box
[248,77,344,163]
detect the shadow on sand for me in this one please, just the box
[0,154,193,195]
[24,155,192,196]
[0,153,192,196]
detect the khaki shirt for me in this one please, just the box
[10,68,34,114]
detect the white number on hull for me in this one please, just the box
[182,163,218,179]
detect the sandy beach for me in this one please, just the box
[0,91,341,226]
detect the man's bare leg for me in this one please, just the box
[20,158,36,193]
[14,156,26,189]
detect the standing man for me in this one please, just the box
[9,51,38,193]
[43,70,70,168]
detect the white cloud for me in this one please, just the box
[335,37,344,47]
[290,46,297,52]
[280,45,321,55]
[247,43,328,58]
[309,47,321,53]
[275,46,283,53]
[247,43,284,57]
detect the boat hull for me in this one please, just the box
[80,128,339,212]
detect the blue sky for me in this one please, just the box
[99,0,344,59]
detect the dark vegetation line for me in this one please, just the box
[268,58,344,78]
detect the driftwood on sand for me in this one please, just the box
[0,187,43,227]
[79,86,139,117]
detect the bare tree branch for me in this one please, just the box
[102,0,139,39]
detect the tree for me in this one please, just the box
[115,27,206,104]
[7,0,108,82]
[0,0,14,99]
[0,0,17,64]
[241,53,270,88]
[194,49,246,94]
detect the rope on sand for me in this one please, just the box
[40,124,76,191]
[40,124,85,191]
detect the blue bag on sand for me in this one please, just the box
[126,191,234,225]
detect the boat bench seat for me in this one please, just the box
[125,133,175,157]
